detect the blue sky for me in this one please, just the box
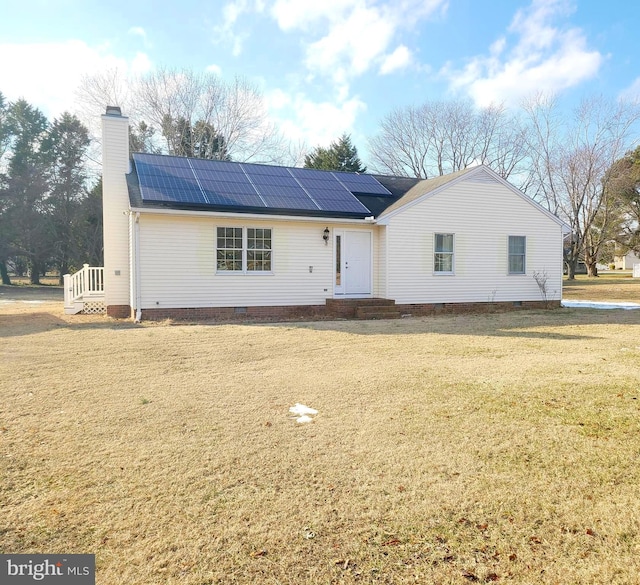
[1,0,639,161]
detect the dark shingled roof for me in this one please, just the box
[126,154,425,219]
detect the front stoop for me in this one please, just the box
[355,304,402,320]
[325,298,401,319]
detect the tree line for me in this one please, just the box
[2,67,639,284]
[368,95,640,278]
[0,94,101,285]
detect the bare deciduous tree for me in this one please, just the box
[524,94,640,278]
[77,68,290,164]
[368,99,529,185]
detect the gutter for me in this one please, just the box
[128,206,378,225]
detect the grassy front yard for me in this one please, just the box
[563,273,640,302]
[1,282,640,583]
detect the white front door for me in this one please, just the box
[334,230,372,296]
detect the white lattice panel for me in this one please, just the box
[82,301,106,314]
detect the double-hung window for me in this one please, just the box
[508,236,526,274]
[434,233,454,274]
[217,227,272,272]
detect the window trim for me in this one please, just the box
[434,232,455,275]
[508,235,526,275]
[216,226,243,272]
[216,226,273,274]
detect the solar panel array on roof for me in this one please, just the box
[132,153,387,216]
[334,171,392,195]
[242,164,319,211]
[289,167,370,213]
[135,154,208,205]
[189,157,266,208]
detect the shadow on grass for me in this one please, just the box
[261,307,640,340]
[0,311,140,338]
[2,306,639,341]
[0,284,64,301]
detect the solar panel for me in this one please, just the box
[134,153,208,205]
[302,188,368,212]
[290,168,371,214]
[333,172,392,195]
[189,158,244,173]
[242,165,321,210]
[199,183,265,208]
[133,154,375,215]
[242,164,291,177]
[189,159,266,208]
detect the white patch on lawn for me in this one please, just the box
[289,403,318,423]
[0,300,45,304]
[562,300,640,310]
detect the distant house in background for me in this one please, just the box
[65,107,567,320]
[614,250,640,270]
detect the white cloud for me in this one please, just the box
[206,64,223,75]
[267,89,366,146]
[271,0,356,31]
[128,26,147,40]
[620,77,640,103]
[128,26,152,49]
[271,0,446,84]
[304,4,395,83]
[379,45,412,75]
[214,0,266,56]
[0,40,152,119]
[265,88,292,110]
[443,0,603,107]
[131,52,153,74]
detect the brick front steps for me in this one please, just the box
[325,298,401,319]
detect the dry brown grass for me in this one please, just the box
[2,282,640,584]
[563,274,640,303]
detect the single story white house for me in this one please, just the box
[65,107,567,320]
[614,250,640,271]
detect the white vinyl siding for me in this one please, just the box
[385,176,563,304]
[137,215,371,308]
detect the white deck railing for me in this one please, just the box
[63,264,104,308]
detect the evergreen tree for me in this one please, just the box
[161,115,230,160]
[75,179,103,267]
[42,113,91,282]
[304,134,366,173]
[0,92,12,283]
[607,145,640,256]
[3,99,50,284]
[129,120,160,154]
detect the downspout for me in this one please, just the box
[133,212,142,323]
[385,224,390,300]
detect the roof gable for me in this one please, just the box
[376,165,566,228]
